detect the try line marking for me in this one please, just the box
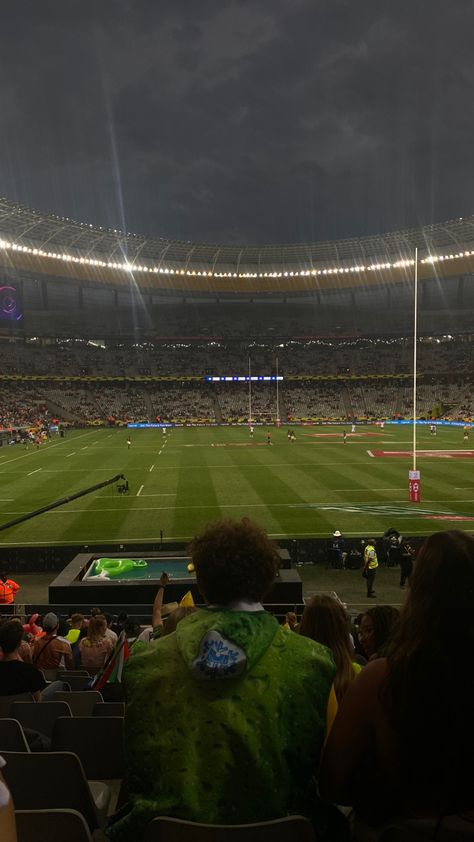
[27,468,42,476]
[136,484,144,497]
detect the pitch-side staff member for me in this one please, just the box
[0,573,20,606]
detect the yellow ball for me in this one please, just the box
[187,562,195,574]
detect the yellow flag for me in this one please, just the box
[179,590,195,607]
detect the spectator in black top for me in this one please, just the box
[0,620,63,700]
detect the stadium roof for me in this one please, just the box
[1,196,474,293]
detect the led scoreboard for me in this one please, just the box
[204,375,283,382]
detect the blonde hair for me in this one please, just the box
[84,615,107,646]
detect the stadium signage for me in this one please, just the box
[387,420,471,427]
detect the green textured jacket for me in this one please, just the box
[108,607,336,841]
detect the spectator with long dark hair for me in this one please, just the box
[299,594,360,702]
[320,530,474,836]
[357,605,400,661]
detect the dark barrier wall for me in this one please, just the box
[0,536,426,574]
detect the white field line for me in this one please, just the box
[367,450,374,457]
[149,464,155,472]
[136,484,144,497]
[3,498,474,515]
[27,468,42,476]
[0,430,95,468]
[0,461,465,474]
[0,458,471,476]
[0,498,13,501]
[95,492,176,498]
[66,452,76,458]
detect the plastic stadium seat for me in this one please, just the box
[0,693,33,717]
[378,817,474,841]
[93,701,125,717]
[58,670,90,676]
[57,674,90,690]
[0,718,30,752]
[43,669,59,682]
[2,751,110,831]
[10,700,72,740]
[15,808,93,842]
[52,690,103,716]
[51,716,124,780]
[144,815,316,842]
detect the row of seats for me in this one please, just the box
[8,803,317,842]
[0,715,123,778]
[0,697,124,732]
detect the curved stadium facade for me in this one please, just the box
[1,196,474,299]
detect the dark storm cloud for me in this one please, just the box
[0,0,473,244]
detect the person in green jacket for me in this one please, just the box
[109,517,336,841]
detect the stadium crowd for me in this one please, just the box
[0,522,473,841]
[1,334,474,377]
[1,334,474,426]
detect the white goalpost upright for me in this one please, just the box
[409,246,421,502]
[248,356,252,424]
[275,356,280,425]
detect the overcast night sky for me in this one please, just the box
[1,0,473,245]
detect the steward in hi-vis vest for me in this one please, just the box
[0,574,20,604]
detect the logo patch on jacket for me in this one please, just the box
[192,630,246,679]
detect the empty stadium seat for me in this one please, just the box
[10,700,72,740]
[51,716,124,780]
[0,694,33,717]
[15,808,93,842]
[144,815,316,842]
[2,751,110,831]
[57,673,90,690]
[93,701,125,717]
[0,719,30,752]
[52,690,103,716]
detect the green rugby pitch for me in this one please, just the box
[0,425,473,546]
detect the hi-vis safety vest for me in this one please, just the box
[0,579,19,604]
[364,546,378,570]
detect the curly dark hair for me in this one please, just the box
[188,517,280,605]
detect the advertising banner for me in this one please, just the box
[409,469,421,502]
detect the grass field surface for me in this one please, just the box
[0,424,473,546]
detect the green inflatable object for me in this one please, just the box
[94,558,147,578]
